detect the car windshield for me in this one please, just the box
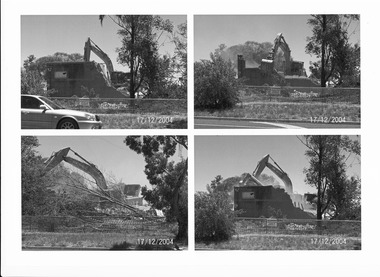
[40,97,64,109]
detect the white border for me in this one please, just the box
[2,0,380,276]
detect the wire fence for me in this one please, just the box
[241,86,360,105]
[22,215,176,234]
[50,97,187,115]
[235,218,361,237]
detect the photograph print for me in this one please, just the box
[22,135,188,250]
[194,15,360,129]
[21,15,187,129]
[195,135,361,250]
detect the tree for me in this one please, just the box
[124,136,188,241]
[99,15,173,98]
[306,14,360,87]
[333,43,360,87]
[195,175,239,242]
[144,22,187,99]
[207,174,240,192]
[194,45,242,109]
[22,136,56,215]
[327,176,361,220]
[171,22,187,97]
[21,68,46,95]
[298,135,361,220]
[195,191,236,242]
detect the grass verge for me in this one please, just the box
[99,113,187,129]
[22,230,177,249]
[195,234,361,250]
[195,102,360,122]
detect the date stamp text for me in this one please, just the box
[137,116,173,124]
[137,238,174,245]
[310,117,346,124]
[310,237,347,245]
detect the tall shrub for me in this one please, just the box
[195,191,236,242]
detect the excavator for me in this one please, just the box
[240,154,292,194]
[239,154,317,212]
[83,38,129,88]
[43,147,141,215]
[252,154,293,194]
[261,33,305,76]
[261,33,291,75]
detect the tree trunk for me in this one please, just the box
[321,15,327,87]
[176,217,188,242]
[129,16,136,98]
[317,137,324,220]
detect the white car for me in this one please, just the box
[21,94,102,129]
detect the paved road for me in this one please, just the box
[195,118,360,129]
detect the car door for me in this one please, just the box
[21,96,52,129]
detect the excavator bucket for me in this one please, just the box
[44,147,70,172]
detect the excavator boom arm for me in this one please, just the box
[84,38,114,74]
[253,154,293,194]
[62,156,107,191]
[253,154,270,178]
[44,147,107,191]
[240,173,265,187]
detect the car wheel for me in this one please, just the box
[57,118,79,129]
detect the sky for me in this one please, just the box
[21,15,186,72]
[194,15,360,74]
[195,135,361,195]
[36,136,187,189]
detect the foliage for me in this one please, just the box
[100,15,174,98]
[48,161,144,217]
[194,45,242,109]
[21,68,46,95]
[124,136,188,241]
[206,175,240,194]
[21,53,83,95]
[306,15,360,87]
[327,176,361,220]
[25,52,83,74]
[47,169,99,216]
[22,136,55,215]
[146,22,188,99]
[334,43,360,87]
[195,190,236,242]
[299,135,361,220]
[171,22,187,96]
[21,138,99,216]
